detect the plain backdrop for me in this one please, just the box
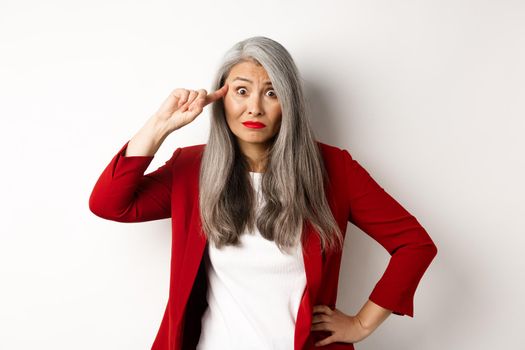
[1,0,524,349]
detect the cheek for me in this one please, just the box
[275,117,282,130]
[271,100,282,113]
[224,95,244,115]
[270,115,282,133]
[271,105,282,123]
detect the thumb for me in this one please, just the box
[205,84,229,105]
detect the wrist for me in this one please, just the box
[146,115,173,141]
[355,313,374,334]
[126,117,171,157]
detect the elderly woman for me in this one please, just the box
[89,36,437,350]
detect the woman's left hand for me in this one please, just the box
[311,305,371,346]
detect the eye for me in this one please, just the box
[236,87,248,95]
[235,86,277,98]
[267,89,277,98]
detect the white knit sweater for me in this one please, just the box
[196,172,307,350]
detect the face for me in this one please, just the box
[223,60,282,152]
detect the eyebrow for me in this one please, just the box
[232,76,273,85]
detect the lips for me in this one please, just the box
[242,121,266,129]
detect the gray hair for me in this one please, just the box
[199,36,343,255]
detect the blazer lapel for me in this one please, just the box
[294,220,323,349]
[302,220,323,305]
[177,146,323,350]
[174,149,207,328]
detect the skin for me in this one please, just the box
[222,59,282,172]
[126,61,392,346]
[312,300,392,346]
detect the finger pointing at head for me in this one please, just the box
[205,84,229,105]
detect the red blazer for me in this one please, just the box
[89,140,437,350]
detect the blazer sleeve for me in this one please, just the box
[342,149,438,317]
[89,140,182,223]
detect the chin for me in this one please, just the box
[238,136,273,145]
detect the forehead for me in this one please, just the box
[227,60,271,83]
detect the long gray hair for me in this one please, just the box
[199,36,343,255]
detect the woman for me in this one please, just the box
[89,36,438,349]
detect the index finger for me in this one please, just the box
[204,84,229,105]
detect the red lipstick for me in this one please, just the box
[242,121,266,129]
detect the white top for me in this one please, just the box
[196,172,307,350]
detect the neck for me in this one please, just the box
[238,141,270,173]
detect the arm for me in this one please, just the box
[355,299,392,335]
[88,116,180,222]
[89,86,228,223]
[125,115,171,157]
[343,149,438,318]
[311,300,392,345]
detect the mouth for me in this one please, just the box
[242,121,266,129]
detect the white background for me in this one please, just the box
[1,0,524,349]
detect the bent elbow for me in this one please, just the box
[88,192,108,219]
[89,194,135,222]
[423,239,438,262]
[430,241,438,257]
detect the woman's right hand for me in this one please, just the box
[125,84,229,157]
[153,84,229,134]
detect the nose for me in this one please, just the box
[248,94,263,116]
